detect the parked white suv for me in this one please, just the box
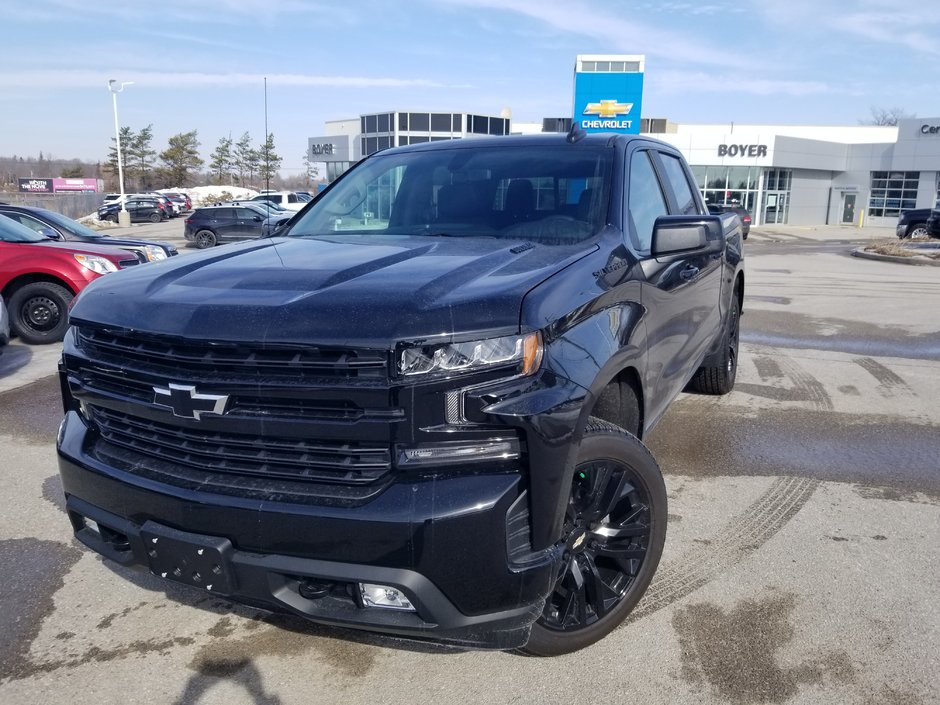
[250,191,309,211]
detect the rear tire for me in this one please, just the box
[523,418,667,656]
[194,230,217,249]
[907,225,928,240]
[8,282,74,344]
[149,212,161,223]
[106,214,118,223]
[689,293,740,395]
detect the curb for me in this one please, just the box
[851,247,940,267]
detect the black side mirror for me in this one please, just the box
[253,216,262,222]
[651,215,722,257]
[40,227,63,241]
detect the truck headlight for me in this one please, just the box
[73,254,118,275]
[398,332,542,378]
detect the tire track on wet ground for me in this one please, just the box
[627,476,820,623]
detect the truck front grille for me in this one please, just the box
[89,406,392,485]
[76,326,389,380]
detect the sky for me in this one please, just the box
[2,0,938,177]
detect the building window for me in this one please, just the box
[696,165,762,213]
[431,113,451,132]
[398,112,408,131]
[365,114,377,134]
[868,171,918,218]
[409,113,430,132]
[453,114,462,132]
[378,113,390,132]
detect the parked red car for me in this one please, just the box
[0,215,140,344]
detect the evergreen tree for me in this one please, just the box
[159,130,204,187]
[209,136,234,184]
[60,165,84,178]
[258,132,282,186]
[128,124,156,190]
[233,131,254,186]
[106,126,135,182]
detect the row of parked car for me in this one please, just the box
[0,189,314,343]
[0,204,177,345]
[97,191,192,223]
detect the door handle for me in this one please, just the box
[679,265,699,281]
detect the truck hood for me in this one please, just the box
[70,235,595,346]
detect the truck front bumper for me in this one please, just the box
[58,411,556,650]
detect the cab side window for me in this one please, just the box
[658,153,699,215]
[627,150,668,252]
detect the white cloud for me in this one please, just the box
[654,70,831,97]
[437,0,752,68]
[0,71,449,90]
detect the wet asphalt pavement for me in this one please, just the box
[0,234,938,704]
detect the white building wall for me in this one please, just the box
[788,170,835,225]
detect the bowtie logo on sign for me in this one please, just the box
[582,100,634,130]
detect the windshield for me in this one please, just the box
[0,215,47,243]
[38,209,104,239]
[287,144,613,245]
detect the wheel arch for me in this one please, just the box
[586,367,645,440]
[3,273,77,301]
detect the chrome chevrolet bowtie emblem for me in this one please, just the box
[153,383,229,420]
[583,99,633,117]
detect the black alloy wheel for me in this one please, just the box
[149,212,161,223]
[524,418,666,656]
[194,230,217,249]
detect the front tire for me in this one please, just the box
[908,225,928,240]
[8,282,74,344]
[194,230,217,249]
[523,418,667,656]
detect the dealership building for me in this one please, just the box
[307,55,939,228]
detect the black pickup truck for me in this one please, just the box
[56,132,744,655]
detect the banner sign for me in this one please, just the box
[18,178,53,193]
[52,178,99,192]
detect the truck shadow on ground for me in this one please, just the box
[0,343,31,380]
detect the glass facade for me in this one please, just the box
[360,112,510,157]
[690,165,762,212]
[868,171,918,218]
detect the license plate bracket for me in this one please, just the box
[140,521,236,594]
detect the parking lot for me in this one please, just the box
[0,227,938,705]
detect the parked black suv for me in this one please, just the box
[0,204,178,261]
[183,205,268,248]
[57,133,744,655]
[896,208,931,239]
[97,198,167,223]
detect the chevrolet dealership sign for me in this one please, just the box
[573,55,644,135]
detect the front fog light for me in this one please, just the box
[359,583,415,611]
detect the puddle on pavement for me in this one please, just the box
[673,592,855,703]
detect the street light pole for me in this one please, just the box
[108,79,134,226]
[264,76,269,193]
